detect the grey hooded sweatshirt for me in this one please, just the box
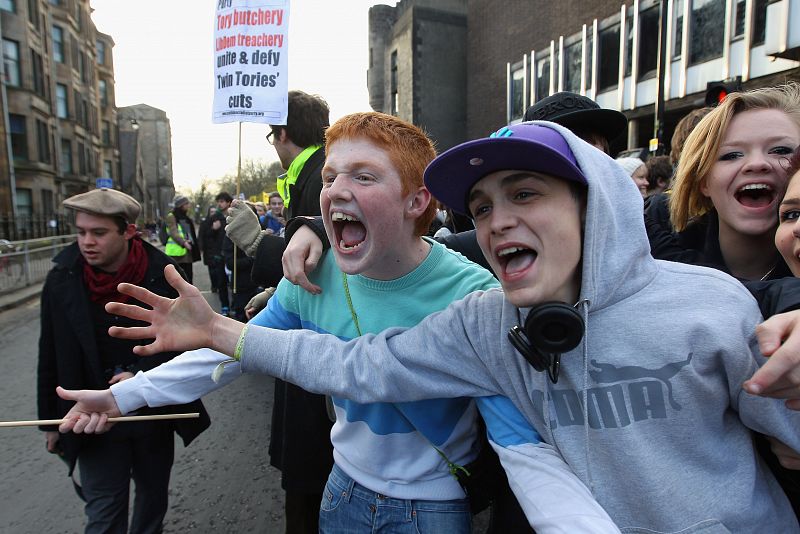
[239,123,800,533]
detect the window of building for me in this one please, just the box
[74,1,82,30]
[510,65,525,121]
[56,84,68,118]
[60,139,72,174]
[41,189,54,216]
[102,120,111,145]
[96,39,105,65]
[28,0,39,24]
[31,49,45,97]
[390,50,398,116]
[52,25,64,62]
[36,119,50,163]
[673,0,684,57]
[73,90,82,124]
[537,56,551,100]
[48,0,60,5]
[690,0,725,65]
[598,25,620,91]
[585,32,594,89]
[3,39,20,87]
[10,114,27,161]
[732,0,746,38]
[87,147,94,174]
[77,140,86,174]
[752,0,770,46]
[563,43,582,93]
[99,79,108,108]
[624,14,634,76]
[104,160,113,179]
[638,6,660,79]
[16,188,32,217]
[0,0,15,13]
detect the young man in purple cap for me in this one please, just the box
[59,124,800,532]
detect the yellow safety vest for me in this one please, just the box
[165,221,187,257]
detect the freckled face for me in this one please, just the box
[469,170,584,307]
[702,109,800,240]
[320,137,423,280]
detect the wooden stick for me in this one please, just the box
[0,413,200,428]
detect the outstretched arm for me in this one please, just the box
[105,264,244,357]
[746,310,800,410]
[56,386,121,434]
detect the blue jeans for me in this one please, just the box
[319,464,471,534]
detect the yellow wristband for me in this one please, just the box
[233,325,249,361]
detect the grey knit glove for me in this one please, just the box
[244,287,276,320]
[225,199,265,257]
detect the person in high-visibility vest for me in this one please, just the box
[165,195,200,283]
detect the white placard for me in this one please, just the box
[212,0,289,124]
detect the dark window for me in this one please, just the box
[60,139,72,174]
[16,188,32,217]
[73,89,82,124]
[28,0,39,24]
[673,0,684,57]
[41,189,54,215]
[52,25,64,62]
[104,160,113,179]
[36,119,50,163]
[0,0,15,13]
[99,79,108,108]
[77,140,86,174]
[690,0,725,65]
[537,56,551,100]
[102,120,111,145]
[31,49,45,97]
[390,50,398,116]
[752,0,769,46]
[638,6,660,79]
[585,32,593,88]
[96,39,105,65]
[3,39,20,87]
[87,147,94,173]
[563,43,582,93]
[624,14,634,76]
[510,66,524,121]
[733,0,745,38]
[10,114,28,161]
[56,84,68,118]
[71,38,79,69]
[598,25,620,91]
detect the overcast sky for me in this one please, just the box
[90,0,394,192]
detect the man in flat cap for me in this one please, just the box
[37,188,209,533]
[165,194,200,283]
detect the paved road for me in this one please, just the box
[0,264,285,533]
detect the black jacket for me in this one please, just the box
[37,239,210,473]
[199,212,226,266]
[249,146,333,493]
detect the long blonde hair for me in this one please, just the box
[669,83,800,231]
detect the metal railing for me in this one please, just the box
[0,235,76,295]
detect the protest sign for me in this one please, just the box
[213,0,289,124]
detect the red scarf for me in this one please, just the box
[83,237,149,305]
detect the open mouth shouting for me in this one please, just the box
[496,245,537,279]
[734,183,777,209]
[331,211,367,251]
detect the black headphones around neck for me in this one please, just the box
[507,302,585,383]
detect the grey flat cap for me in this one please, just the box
[63,188,141,223]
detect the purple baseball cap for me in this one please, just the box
[423,123,587,215]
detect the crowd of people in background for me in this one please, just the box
[39,83,800,534]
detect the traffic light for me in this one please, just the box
[705,77,742,107]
